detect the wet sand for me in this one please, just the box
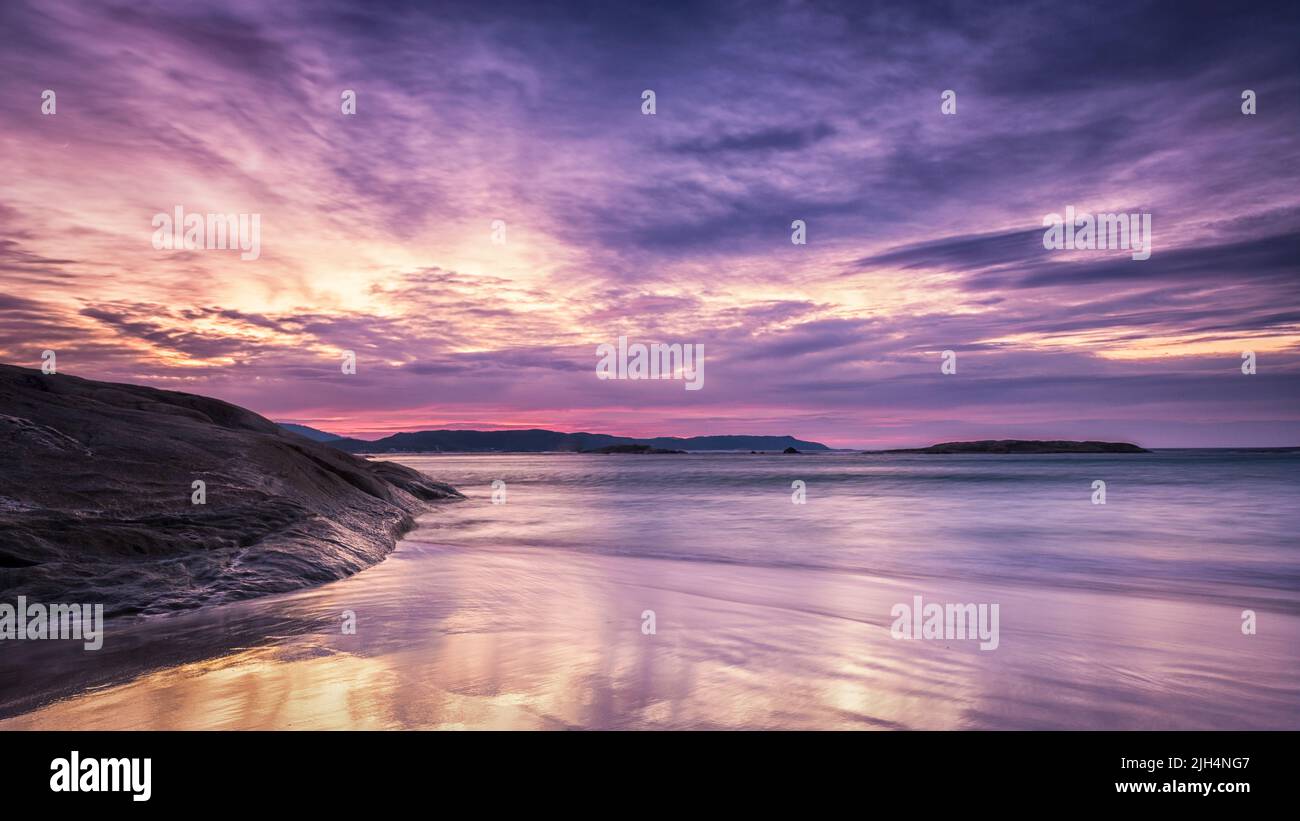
[4,516,1297,729]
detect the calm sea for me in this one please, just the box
[420,450,1300,610]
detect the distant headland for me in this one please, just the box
[284,425,830,454]
[867,440,1151,454]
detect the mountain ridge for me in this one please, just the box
[309,427,830,453]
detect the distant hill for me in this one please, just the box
[326,428,829,453]
[278,423,342,442]
[871,439,1150,454]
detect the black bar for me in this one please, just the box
[2,730,1289,808]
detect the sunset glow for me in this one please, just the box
[2,0,1297,447]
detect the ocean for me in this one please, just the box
[415,450,1300,610]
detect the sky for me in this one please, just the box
[1,0,1298,448]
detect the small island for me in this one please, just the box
[583,444,686,454]
[866,439,1151,454]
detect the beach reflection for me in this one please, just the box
[4,532,1297,729]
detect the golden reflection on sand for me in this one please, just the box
[5,537,1297,730]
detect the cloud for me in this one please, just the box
[1,0,1298,446]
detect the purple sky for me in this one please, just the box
[1,0,1298,447]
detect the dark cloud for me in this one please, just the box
[668,122,836,155]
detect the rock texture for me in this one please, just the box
[0,364,461,618]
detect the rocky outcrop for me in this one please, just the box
[0,364,461,618]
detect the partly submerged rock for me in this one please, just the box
[0,364,461,618]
